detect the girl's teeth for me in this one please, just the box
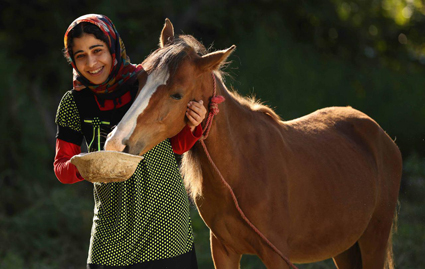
[89,67,102,74]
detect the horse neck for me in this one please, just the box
[202,73,253,150]
[194,73,265,188]
[184,72,286,201]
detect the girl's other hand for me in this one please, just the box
[186,100,206,132]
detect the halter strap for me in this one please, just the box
[201,73,225,140]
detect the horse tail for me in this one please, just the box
[385,200,399,269]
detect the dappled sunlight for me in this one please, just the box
[382,0,424,25]
[331,0,425,65]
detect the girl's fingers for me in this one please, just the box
[187,108,201,118]
[189,100,205,111]
[188,107,205,118]
[186,112,197,126]
[187,100,207,124]
[188,110,201,121]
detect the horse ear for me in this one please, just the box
[196,45,236,72]
[160,18,174,48]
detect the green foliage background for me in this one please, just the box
[0,0,424,268]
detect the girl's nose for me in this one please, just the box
[87,55,97,67]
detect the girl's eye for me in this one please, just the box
[170,93,183,100]
[75,54,85,59]
[94,49,102,53]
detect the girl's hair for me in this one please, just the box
[63,22,110,63]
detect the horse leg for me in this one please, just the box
[210,231,242,269]
[332,242,362,269]
[356,208,396,269]
[259,252,292,269]
[256,240,292,269]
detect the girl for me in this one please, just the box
[54,14,205,269]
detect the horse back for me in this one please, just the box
[281,106,402,195]
[283,106,399,164]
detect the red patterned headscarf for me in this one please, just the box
[64,14,142,94]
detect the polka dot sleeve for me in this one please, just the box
[55,91,83,145]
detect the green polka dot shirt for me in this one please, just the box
[55,88,194,266]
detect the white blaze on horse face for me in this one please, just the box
[104,68,170,152]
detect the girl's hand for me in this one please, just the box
[186,100,206,132]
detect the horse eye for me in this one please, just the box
[170,93,183,100]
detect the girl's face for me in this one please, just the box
[72,33,112,85]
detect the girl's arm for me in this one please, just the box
[170,125,202,155]
[54,139,84,184]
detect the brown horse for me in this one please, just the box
[104,19,402,269]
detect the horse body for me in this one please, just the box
[185,76,401,267]
[105,19,402,268]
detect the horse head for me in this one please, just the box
[104,19,235,155]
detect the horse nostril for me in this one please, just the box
[122,138,129,146]
[104,136,126,152]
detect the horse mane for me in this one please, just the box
[227,87,282,122]
[142,35,208,74]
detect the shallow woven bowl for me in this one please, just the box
[71,151,143,183]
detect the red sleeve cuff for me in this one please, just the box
[170,124,203,155]
[192,124,202,139]
[54,139,85,184]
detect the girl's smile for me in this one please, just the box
[72,33,112,85]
